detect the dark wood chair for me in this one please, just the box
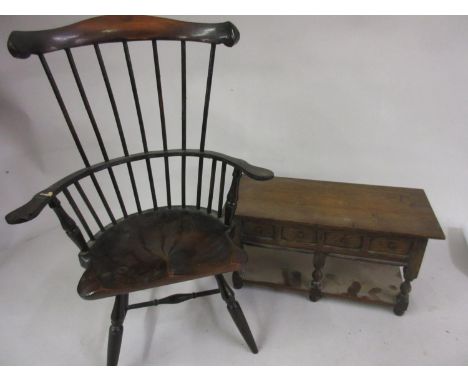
[5,16,273,365]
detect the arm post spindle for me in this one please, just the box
[49,197,90,267]
[224,168,242,226]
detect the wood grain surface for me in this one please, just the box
[237,177,445,240]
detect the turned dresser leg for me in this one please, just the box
[232,271,244,289]
[309,252,326,302]
[394,267,414,316]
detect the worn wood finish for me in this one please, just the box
[237,177,445,240]
[235,177,445,315]
[78,207,246,300]
[8,16,240,58]
[5,16,270,364]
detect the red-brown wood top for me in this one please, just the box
[8,16,240,58]
[236,177,445,240]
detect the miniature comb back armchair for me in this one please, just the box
[5,16,273,365]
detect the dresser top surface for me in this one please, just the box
[236,177,445,240]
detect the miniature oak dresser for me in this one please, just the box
[232,177,445,315]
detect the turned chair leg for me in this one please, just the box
[215,274,258,354]
[107,294,128,366]
[232,271,244,289]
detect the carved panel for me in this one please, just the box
[324,231,363,249]
[243,220,275,240]
[281,226,317,243]
[369,237,412,256]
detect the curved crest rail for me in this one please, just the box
[8,15,240,58]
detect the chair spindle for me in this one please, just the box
[49,196,88,252]
[181,41,187,208]
[39,54,90,167]
[90,174,116,224]
[217,162,227,218]
[196,157,204,210]
[65,48,127,218]
[206,159,217,214]
[74,180,105,231]
[63,187,94,240]
[123,41,157,210]
[39,53,116,224]
[94,43,142,213]
[152,40,171,208]
[200,43,216,152]
[196,44,216,210]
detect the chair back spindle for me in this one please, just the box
[152,40,172,208]
[39,54,90,167]
[122,41,158,210]
[74,180,105,232]
[200,44,216,153]
[65,48,128,218]
[94,43,142,213]
[217,162,227,218]
[206,159,217,214]
[40,52,118,225]
[196,44,217,210]
[181,41,187,208]
[62,188,94,240]
[8,16,247,241]
[49,196,88,252]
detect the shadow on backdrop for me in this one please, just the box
[447,227,468,278]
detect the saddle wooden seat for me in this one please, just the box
[78,208,246,300]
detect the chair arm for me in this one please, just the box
[4,149,273,225]
[220,153,273,181]
[5,191,54,225]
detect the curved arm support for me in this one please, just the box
[219,152,273,181]
[5,191,54,225]
[5,150,273,225]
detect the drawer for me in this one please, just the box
[369,237,412,256]
[281,226,317,244]
[242,220,275,240]
[325,231,363,249]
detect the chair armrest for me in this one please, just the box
[220,152,273,181]
[5,191,54,225]
[4,149,273,225]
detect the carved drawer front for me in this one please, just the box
[281,226,317,244]
[325,231,363,249]
[242,220,275,240]
[369,237,412,256]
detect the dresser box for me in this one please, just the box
[233,177,445,315]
